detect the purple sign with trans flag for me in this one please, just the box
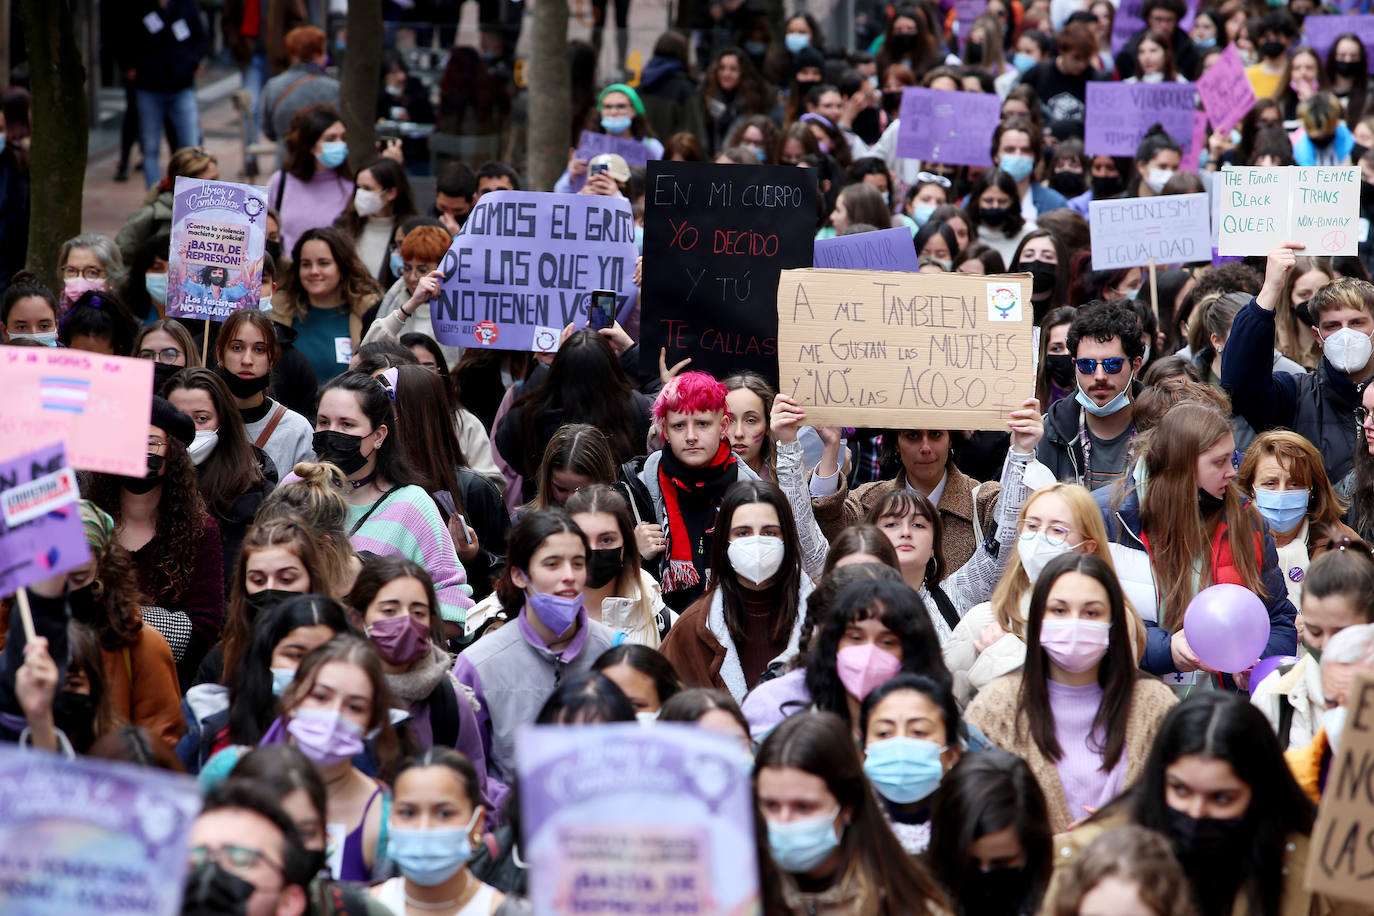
[571,130,650,192]
[1085,81,1197,157]
[896,87,1001,166]
[1302,15,1374,74]
[0,442,87,598]
[432,191,638,353]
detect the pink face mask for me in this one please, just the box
[62,277,106,308]
[836,643,902,700]
[366,613,430,666]
[1038,618,1111,673]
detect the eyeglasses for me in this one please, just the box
[138,348,183,364]
[916,171,952,188]
[402,262,437,278]
[148,437,167,452]
[188,844,282,874]
[1017,519,1076,543]
[60,266,106,280]
[1074,357,1126,374]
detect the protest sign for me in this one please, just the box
[1218,166,1359,256]
[1196,45,1256,136]
[0,443,87,598]
[954,0,987,51]
[1179,109,1208,174]
[166,176,267,321]
[432,191,638,353]
[1090,193,1211,269]
[518,723,759,916]
[1111,0,1196,54]
[0,744,201,915]
[641,161,817,382]
[895,87,1001,166]
[1304,671,1374,904]
[571,130,650,192]
[814,226,921,272]
[1302,16,1374,74]
[0,349,153,476]
[776,268,1035,428]
[1084,82,1197,157]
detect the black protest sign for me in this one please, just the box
[641,161,817,383]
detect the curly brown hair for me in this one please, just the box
[86,440,209,609]
[81,540,146,651]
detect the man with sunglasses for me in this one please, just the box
[1037,301,1145,490]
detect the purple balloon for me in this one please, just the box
[1250,654,1301,690]
[1182,584,1271,674]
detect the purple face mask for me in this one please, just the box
[366,613,430,666]
[525,579,585,637]
[287,708,366,767]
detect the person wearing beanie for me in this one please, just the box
[555,82,664,193]
[83,396,224,687]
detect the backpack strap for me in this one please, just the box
[927,582,961,631]
[426,676,461,749]
[253,403,288,450]
[271,72,322,128]
[1277,697,1295,751]
[349,488,398,536]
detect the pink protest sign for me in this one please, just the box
[0,349,153,476]
[1196,45,1256,136]
[1180,110,1208,173]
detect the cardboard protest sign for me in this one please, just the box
[641,161,817,383]
[0,744,201,914]
[518,723,759,916]
[896,87,1001,167]
[1218,166,1359,256]
[432,191,638,353]
[0,443,87,598]
[1110,0,1197,54]
[776,268,1035,429]
[814,226,920,272]
[1090,193,1211,269]
[1196,45,1256,136]
[0,349,153,476]
[1084,82,1197,157]
[1304,671,1374,904]
[571,130,650,193]
[166,176,267,321]
[1302,15,1374,74]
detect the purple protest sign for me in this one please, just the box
[166,176,267,321]
[1302,15,1374,74]
[955,0,987,51]
[1180,109,1208,173]
[1085,81,1197,157]
[433,191,638,353]
[814,226,921,271]
[517,723,759,916]
[0,745,201,915]
[0,442,88,597]
[896,87,1001,166]
[1196,45,1256,135]
[571,130,652,192]
[1111,0,1196,55]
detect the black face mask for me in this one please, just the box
[1259,40,1287,60]
[245,588,298,620]
[980,205,1012,227]
[217,365,272,400]
[852,106,882,146]
[312,429,371,476]
[964,42,984,64]
[53,690,97,752]
[585,547,624,589]
[1017,261,1057,295]
[960,862,1033,916]
[1046,353,1077,387]
[1050,170,1086,198]
[67,583,104,626]
[265,239,284,264]
[881,90,905,114]
[301,848,328,880]
[1362,181,1374,210]
[181,862,256,915]
[1310,132,1335,148]
[151,361,183,394]
[1198,487,1226,516]
[1333,59,1362,79]
[1353,143,1370,167]
[1165,805,1247,862]
[890,33,918,55]
[1091,174,1124,199]
[117,454,165,495]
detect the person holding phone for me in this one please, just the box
[580,152,631,198]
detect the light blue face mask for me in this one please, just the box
[785,33,811,53]
[1253,487,1310,533]
[388,810,481,886]
[601,115,633,135]
[911,203,937,226]
[767,807,842,872]
[1194,36,1217,50]
[1012,52,1037,74]
[389,250,404,278]
[1075,370,1133,417]
[9,331,57,346]
[634,224,644,254]
[1122,285,1140,300]
[863,737,946,804]
[271,667,296,697]
[999,153,1035,182]
[145,272,168,305]
[316,141,348,169]
[745,40,768,56]
[752,147,767,162]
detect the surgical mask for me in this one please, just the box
[1320,326,1374,374]
[525,582,584,636]
[1122,285,1141,300]
[836,644,902,700]
[312,429,371,476]
[863,736,945,804]
[634,224,644,254]
[752,147,767,162]
[287,707,366,767]
[637,710,659,725]
[1091,174,1123,199]
[999,153,1035,182]
[601,115,633,135]
[388,809,481,886]
[145,273,168,305]
[366,613,430,666]
[1194,36,1217,50]
[767,807,842,872]
[271,667,296,697]
[217,365,272,399]
[1324,704,1348,751]
[1017,531,1077,581]
[728,535,786,585]
[784,33,810,53]
[8,331,57,346]
[585,547,623,589]
[62,277,106,306]
[186,428,218,466]
[1045,353,1076,388]
[1145,168,1175,193]
[316,141,349,170]
[1012,52,1037,74]
[1075,371,1133,417]
[389,250,404,278]
[353,187,384,217]
[929,258,953,272]
[1038,618,1111,673]
[1253,487,1309,533]
[744,40,767,57]
[911,202,937,226]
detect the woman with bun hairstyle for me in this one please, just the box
[215,308,316,480]
[256,462,364,597]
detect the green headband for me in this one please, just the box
[599,83,645,116]
[80,499,115,553]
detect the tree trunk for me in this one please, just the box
[18,0,87,289]
[527,0,570,192]
[338,0,383,169]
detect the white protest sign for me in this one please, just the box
[1218,166,1359,256]
[1090,193,1211,270]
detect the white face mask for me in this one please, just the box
[636,710,659,725]
[727,534,786,585]
[1016,531,1077,581]
[1320,326,1374,374]
[354,187,385,217]
[1145,168,1175,193]
[186,428,219,466]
